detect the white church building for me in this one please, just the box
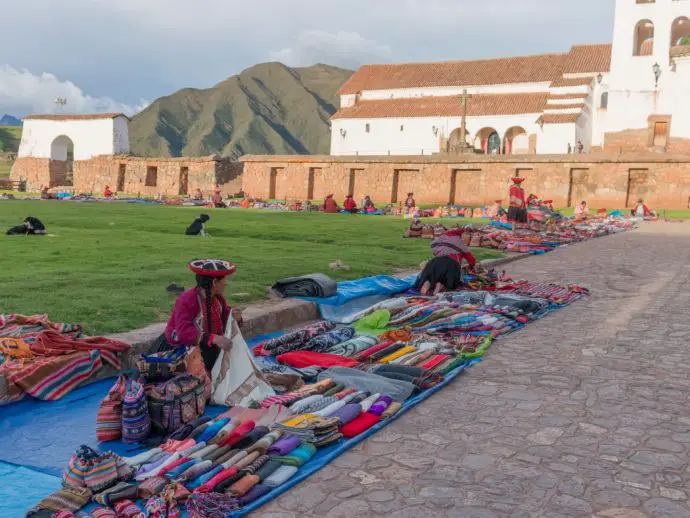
[330,0,690,156]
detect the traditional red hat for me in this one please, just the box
[407,192,414,196]
[511,177,525,184]
[188,258,236,277]
[494,199,502,203]
[543,199,553,203]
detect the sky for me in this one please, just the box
[1,0,614,118]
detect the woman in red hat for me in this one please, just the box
[160,259,241,372]
[508,177,527,230]
[488,199,506,220]
[343,194,359,213]
[323,194,339,213]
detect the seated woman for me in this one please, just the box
[362,195,376,213]
[192,188,204,201]
[575,200,589,221]
[416,228,477,296]
[156,259,241,373]
[323,194,339,213]
[343,194,358,213]
[103,185,114,199]
[186,214,211,236]
[487,200,505,219]
[213,184,226,208]
[632,198,655,218]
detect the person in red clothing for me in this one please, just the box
[508,176,527,230]
[103,185,113,199]
[632,198,655,218]
[323,194,339,213]
[416,228,477,296]
[343,194,358,213]
[154,259,242,372]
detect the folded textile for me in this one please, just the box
[113,499,144,518]
[220,419,256,447]
[263,465,299,487]
[371,363,426,377]
[228,473,260,496]
[264,372,304,393]
[234,451,261,471]
[322,382,345,398]
[246,430,282,455]
[122,447,162,467]
[194,466,239,493]
[255,458,282,481]
[260,392,310,409]
[368,395,393,416]
[298,396,339,414]
[324,335,378,357]
[186,492,240,517]
[318,367,414,402]
[354,340,393,361]
[233,425,270,451]
[359,393,381,412]
[366,343,406,363]
[189,420,213,440]
[217,449,246,467]
[381,401,403,419]
[288,394,322,413]
[237,483,272,505]
[176,460,213,483]
[275,443,317,466]
[27,487,92,515]
[92,481,137,506]
[267,433,302,456]
[271,273,337,298]
[272,415,341,446]
[379,329,413,343]
[189,444,216,460]
[137,476,168,499]
[168,416,212,442]
[329,403,362,425]
[157,456,192,477]
[421,354,450,370]
[277,351,359,369]
[353,310,391,337]
[304,327,356,353]
[179,442,208,458]
[196,418,230,443]
[187,465,224,489]
[340,411,381,438]
[379,345,417,363]
[256,322,335,356]
[314,399,346,417]
[90,507,116,518]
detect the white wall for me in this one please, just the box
[330,114,543,156]
[358,82,553,101]
[537,123,578,154]
[18,117,128,160]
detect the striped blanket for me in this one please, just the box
[0,313,130,404]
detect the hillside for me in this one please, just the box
[0,125,21,153]
[129,62,353,158]
[0,115,22,126]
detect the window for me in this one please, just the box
[365,123,370,133]
[145,166,158,187]
[400,125,404,132]
[634,19,655,56]
[671,17,690,46]
[600,92,609,109]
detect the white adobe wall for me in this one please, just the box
[607,0,690,137]
[537,123,578,154]
[356,82,552,102]
[17,116,130,160]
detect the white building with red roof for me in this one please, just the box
[331,0,690,156]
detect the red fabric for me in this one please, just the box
[448,251,477,268]
[220,420,256,447]
[31,330,129,357]
[323,197,339,213]
[194,466,239,493]
[421,354,450,370]
[158,456,192,476]
[355,341,393,360]
[277,351,359,369]
[340,412,380,438]
[344,198,357,210]
[509,185,526,209]
[165,288,230,347]
[104,188,113,198]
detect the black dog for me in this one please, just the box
[185,214,210,236]
[7,216,46,235]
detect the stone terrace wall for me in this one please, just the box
[241,153,690,209]
[11,157,68,190]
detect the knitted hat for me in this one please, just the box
[511,177,525,184]
[188,259,236,277]
[90,507,117,518]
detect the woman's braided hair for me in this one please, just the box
[195,274,215,337]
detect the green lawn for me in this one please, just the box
[0,201,502,334]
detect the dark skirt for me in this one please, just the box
[507,206,528,223]
[416,256,463,291]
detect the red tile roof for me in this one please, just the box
[549,77,594,88]
[337,53,568,95]
[539,113,581,124]
[331,93,548,119]
[548,93,588,100]
[562,44,612,74]
[544,103,586,110]
[23,113,129,121]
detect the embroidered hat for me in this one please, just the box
[511,177,525,184]
[188,259,237,277]
[543,199,553,203]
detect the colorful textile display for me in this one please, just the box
[255,322,335,356]
[276,351,359,369]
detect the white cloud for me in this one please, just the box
[269,30,392,69]
[0,65,148,117]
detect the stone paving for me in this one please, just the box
[256,222,690,518]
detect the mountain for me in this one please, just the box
[0,115,22,126]
[129,63,353,158]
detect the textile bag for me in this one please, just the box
[210,319,275,407]
[122,378,151,443]
[185,346,211,402]
[137,346,186,384]
[96,375,126,442]
[147,374,206,434]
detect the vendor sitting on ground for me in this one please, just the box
[405,192,416,210]
[575,200,589,221]
[323,194,339,213]
[632,198,655,218]
[416,228,477,296]
[103,185,114,199]
[155,259,241,372]
[343,194,358,213]
[213,184,225,208]
[186,213,211,236]
[192,188,204,201]
[7,216,47,236]
[362,195,376,212]
[542,199,554,211]
[527,193,541,208]
[488,199,506,219]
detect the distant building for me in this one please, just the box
[330,0,690,156]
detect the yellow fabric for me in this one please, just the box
[279,414,317,427]
[379,346,417,364]
[0,338,33,359]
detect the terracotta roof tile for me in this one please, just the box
[337,53,568,95]
[539,113,581,124]
[548,93,588,100]
[562,44,612,74]
[332,93,548,119]
[549,77,594,88]
[23,113,129,121]
[544,103,586,110]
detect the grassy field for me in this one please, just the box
[0,201,501,334]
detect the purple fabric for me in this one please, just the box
[368,395,393,417]
[136,453,172,476]
[330,403,362,425]
[267,434,301,456]
[238,483,272,505]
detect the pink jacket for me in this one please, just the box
[165,288,230,347]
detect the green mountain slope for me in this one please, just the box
[129,63,353,158]
[0,125,21,153]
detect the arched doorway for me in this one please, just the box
[447,127,472,153]
[503,126,528,155]
[634,19,655,56]
[50,135,74,186]
[475,127,501,155]
[671,16,690,46]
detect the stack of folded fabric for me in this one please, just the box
[272,415,342,447]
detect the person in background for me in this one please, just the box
[362,195,376,213]
[488,199,506,219]
[186,214,211,236]
[323,194,339,213]
[213,184,225,208]
[405,193,416,210]
[103,185,114,199]
[507,177,528,231]
[567,143,572,154]
[575,200,589,221]
[543,200,555,211]
[577,140,584,154]
[632,198,655,218]
[416,228,477,296]
[343,194,358,213]
[193,188,203,201]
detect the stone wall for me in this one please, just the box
[603,129,649,154]
[12,155,241,196]
[241,153,690,209]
